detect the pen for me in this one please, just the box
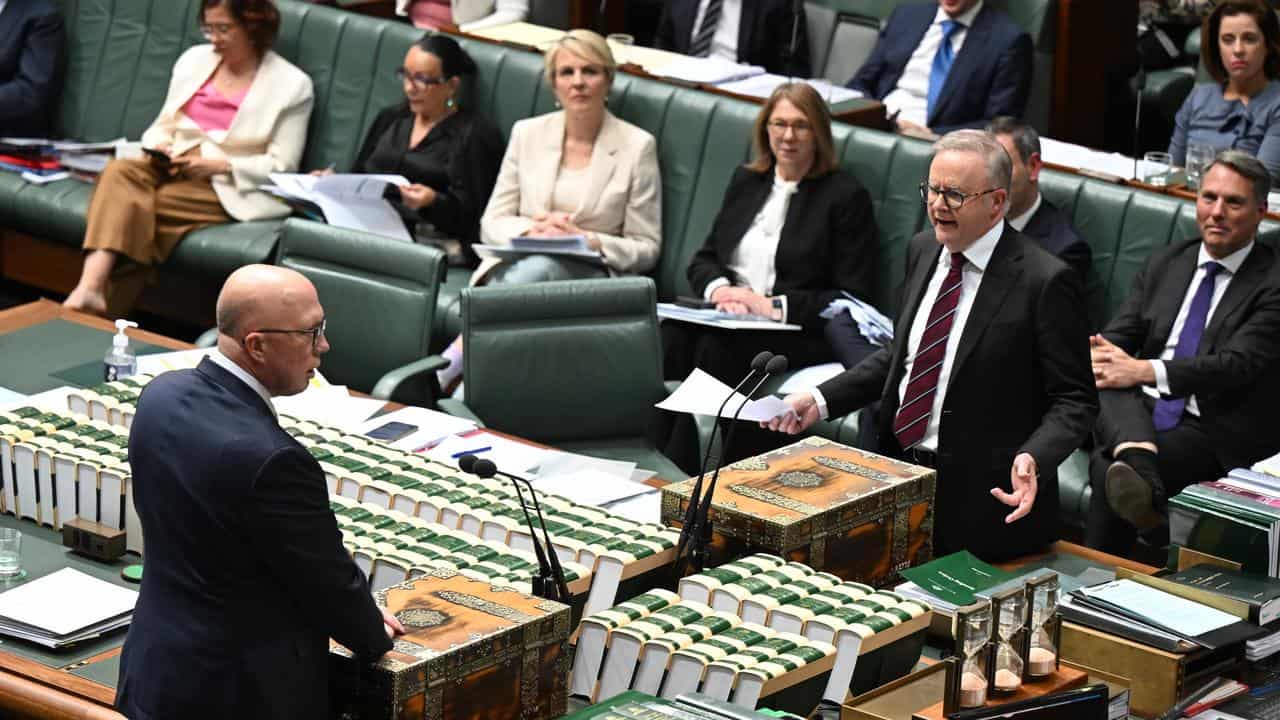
[1158,676,1227,720]
[451,446,491,458]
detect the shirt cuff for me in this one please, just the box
[703,277,731,302]
[774,295,788,323]
[812,387,830,421]
[1150,360,1170,395]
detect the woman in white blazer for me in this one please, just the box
[396,0,528,32]
[434,29,663,390]
[64,0,313,316]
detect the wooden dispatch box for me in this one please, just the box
[661,437,936,587]
[330,568,573,720]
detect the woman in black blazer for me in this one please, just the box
[661,83,879,470]
[663,82,879,385]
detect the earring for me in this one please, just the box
[554,99,561,108]
[446,97,455,109]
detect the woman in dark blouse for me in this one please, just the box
[326,34,502,265]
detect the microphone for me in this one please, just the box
[673,351,774,576]
[458,454,570,603]
[688,355,789,571]
[597,0,609,35]
[1132,26,1146,182]
[789,0,803,79]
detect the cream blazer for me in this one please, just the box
[394,0,529,31]
[140,45,314,222]
[478,110,663,279]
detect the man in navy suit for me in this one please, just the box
[0,0,65,137]
[656,0,810,76]
[988,117,1091,286]
[117,265,403,720]
[848,0,1031,137]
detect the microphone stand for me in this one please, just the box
[789,0,803,79]
[1133,28,1146,181]
[461,456,570,603]
[687,354,788,573]
[673,351,773,578]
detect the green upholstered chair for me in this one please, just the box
[443,277,690,482]
[275,218,448,406]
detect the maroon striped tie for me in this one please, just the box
[893,252,966,450]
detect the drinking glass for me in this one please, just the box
[0,528,24,580]
[1143,151,1174,186]
[1185,143,1216,190]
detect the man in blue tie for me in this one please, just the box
[1086,150,1280,556]
[846,0,1031,138]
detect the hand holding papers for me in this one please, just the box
[657,303,802,331]
[267,173,412,242]
[657,369,798,423]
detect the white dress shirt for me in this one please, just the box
[1005,192,1042,233]
[812,219,1005,452]
[208,350,277,419]
[702,174,798,320]
[1143,241,1254,416]
[882,0,984,128]
[692,0,742,64]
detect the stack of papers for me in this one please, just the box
[1255,450,1280,478]
[820,292,893,346]
[267,173,412,243]
[474,235,603,264]
[717,74,863,104]
[272,384,386,432]
[354,405,477,451]
[1040,137,1172,182]
[657,369,797,422]
[656,56,765,85]
[657,303,802,331]
[1248,627,1280,660]
[0,568,136,648]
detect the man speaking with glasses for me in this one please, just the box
[117,265,403,719]
[765,130,1097,561]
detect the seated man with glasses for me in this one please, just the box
[763,129,1097,562]
[118,265,404,719]
[660,82,879,470]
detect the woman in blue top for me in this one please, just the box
[1170,0,1280,184]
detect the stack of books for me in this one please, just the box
[1168,459,1280,576]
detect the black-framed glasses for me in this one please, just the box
[252,317,326,352]
[919,182,1002,210]
[395,68,447,89]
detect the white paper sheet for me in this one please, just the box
[0,567,136,636]
[717,74,863,104]
[273,385,386,431]
[601,490,663,524]
[1079,579,1240,637]
[268,173,413,242]
[657,56,765,84]
[536,451,636,482]
[354,405,477,451]
[425,430,550,475]
[532,469,654,507]
[657,369,799,422]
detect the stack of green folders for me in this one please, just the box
[1168,465,1280,577]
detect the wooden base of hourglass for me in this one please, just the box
[911,665,1088,720]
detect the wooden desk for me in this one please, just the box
[0,299,191,352]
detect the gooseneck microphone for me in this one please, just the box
[688,354,789,571]
[673,351,774,577]
[458,454,570,603]
[789,0,804,78]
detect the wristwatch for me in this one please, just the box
[771,297,784,321]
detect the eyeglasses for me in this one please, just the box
[199,22,236,38]
[919,182,1002,210]
[767,119,813,136]
[395,68,447,89]
[252,317,327,352]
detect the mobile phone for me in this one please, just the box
[142,147,171,168]
[675,296,716,310]
[364,420,417,443]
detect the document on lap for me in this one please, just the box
[657,303,802,331]
[657,368,799,422]
[267,173,413,243]
[474,235,604,263]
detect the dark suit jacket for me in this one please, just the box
[818,226,1097,561]
[847,2,1032,133]
[656,0,811,77]
[687,166,878,330]
[117,359,391,720]
[1021,197,1091,285]
[1101,238,1280,470]
[0,0,65,137]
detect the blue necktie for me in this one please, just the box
[927,20,963,121]
[1152,261,1223,431]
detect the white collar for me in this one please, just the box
[208,349,277,419]
[934,0,983,27]
[940,219,1003,272]
[1198,239,1254,275]
[1006,192,1043,232]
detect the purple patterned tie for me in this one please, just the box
[894,252,965,450]
[1152,261,1223,431]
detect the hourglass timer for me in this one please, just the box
[953,601,993,708]
[1025,571,1061,678]
[990,586,1028,693]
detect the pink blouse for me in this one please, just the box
[408,0,453,29]
[182,77,249,133]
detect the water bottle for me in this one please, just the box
[104,318,139,382]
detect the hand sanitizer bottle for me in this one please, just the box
[104,319,139,381]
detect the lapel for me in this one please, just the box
[576,111,621,218]
[889,8,934,91]
[1202,242,1273,350]
[0,4,15,47]
[892,235,944,378]
[674,0,699,48]
[167,45,221,125]
[224,51,276,141]
[194,357,276,421]
[928,5,989,126]
[1150,242,1200,348]
[532,111,567,214]
[949,224,1023,377]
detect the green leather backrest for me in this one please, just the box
[461,277,666,444]
[276,218,446,396]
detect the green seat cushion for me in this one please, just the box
[4,179,92,246]
[165,220,282,276]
